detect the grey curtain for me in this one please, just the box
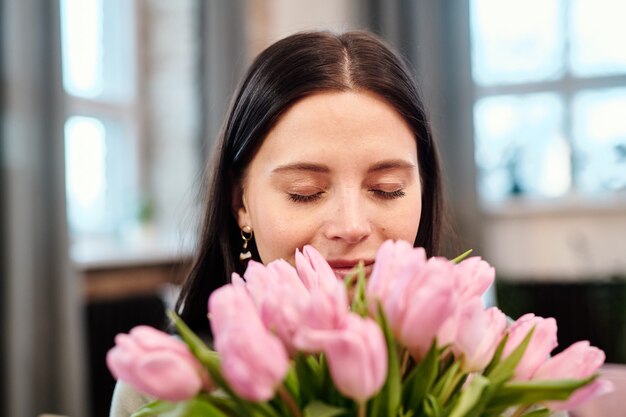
[1,0,88,416]
[201,0,247,152]
[361,0,482,255]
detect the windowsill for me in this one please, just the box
[70,229,195,271]
[480,192,626,218]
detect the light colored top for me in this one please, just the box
[109,381,152,417]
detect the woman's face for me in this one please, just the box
[236,91,422,279]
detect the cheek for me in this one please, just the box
[379,193,422,242]
[249,199,317,264]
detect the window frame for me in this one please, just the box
[469,0,626,212]
[60,0,146,238]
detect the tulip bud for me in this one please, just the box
[454,301,507,372]
[296,245,337,291]
[366,240,427,313]
[106,326,205,402]
[454,257,495,301]
[216,324,289,402]
[533,341,614,410]
[208,283,265,336]
[384,257,457,358]
[321,314,388,402]
[502,313,558,381]
[242,259,310,356]
[209,284,289,401]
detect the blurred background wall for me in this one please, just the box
[1,1,625,416]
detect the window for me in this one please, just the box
[60,0,140,236]
[470,0,626,203]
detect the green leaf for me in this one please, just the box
[303,400,347,417]
[131,398,228,417]
[368,303,401,417]
[284,366,301,406]
[483,332,509,376]
[131,400,177,417]
[486,376,595,409]
[486,326,536,385]
[522,408,552,417]
[422,394,442,417]
[202,394,246,416]
[402,341,439,410]
[350,262,369,317]
[447,374,489,417]
[398,406,415,417]
[167,311,224,377]
[451,249,473,264]
[432,359,460,400]
[295,353,321,406]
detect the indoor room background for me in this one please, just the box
[1,1,625,417]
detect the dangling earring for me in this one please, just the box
[239,225,253,261]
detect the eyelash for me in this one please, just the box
[372,189,406,200]
[288,192,324,203]
[288,189,406,203]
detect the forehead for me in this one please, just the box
[249,91,418,172]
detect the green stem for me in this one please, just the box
[440,368,464,405]
[358,401,366,417]
[278,385,302,417]
[400,349,410,377]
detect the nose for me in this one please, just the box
[323,188,372,244]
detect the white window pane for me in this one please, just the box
[570,0,626,77]
[65,116,139,235]
[572,88,626,193]
[60,0,103,97]
[470,0,565,86]
[65,116,107,232]
[474,94,568,201]
[61,0,135,100]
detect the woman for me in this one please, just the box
[110,29,445,416]
[177,29,445,334]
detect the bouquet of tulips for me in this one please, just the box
[107,240,613,417]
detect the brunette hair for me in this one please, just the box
[176,30,445,332]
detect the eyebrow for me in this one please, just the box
[271,159,416,175]
[272,162,330,174]
[366,159,417,173]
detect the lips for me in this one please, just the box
[327,259,375,280]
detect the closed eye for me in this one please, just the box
[371,189,406,200]
[288,192,324,203]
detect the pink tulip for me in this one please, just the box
[297,313,387,402]
[502,313,558,381]
[240,260,310,356]
[216,323,289,402]
[383,257,457,358]
[293,250,356,354]
[208,283,265,336]
[453,300,507,372]
[244,259,309,300]
[366,240,427,312]
[454,257,495,301]
[436,257,495,347]
[296,245,338,291]
[106,326,205,402]
[209,284,288,401]
[533,341,614,410]
[293,282,350,353]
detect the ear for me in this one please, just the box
[232,184,251,229]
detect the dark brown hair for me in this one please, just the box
[176,30,445,332]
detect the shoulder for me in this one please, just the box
[109,380,152,417]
